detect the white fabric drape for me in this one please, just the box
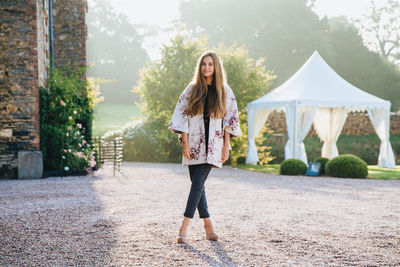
[284,105,317,164]
[367,107,395,168]
[313,107,347,159]
[246,108,272,164]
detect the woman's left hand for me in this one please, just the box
[221,144,229,163]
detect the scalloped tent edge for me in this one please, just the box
[246,51,395,168]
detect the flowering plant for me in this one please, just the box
[40,68,102,174]
[61,103,97,173]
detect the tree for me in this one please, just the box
[326,17,400,111]
[86,0,149,104]
[354,0,400,66]
[127,36,275,163]
[179,0,400,111]
[179,0,329,86]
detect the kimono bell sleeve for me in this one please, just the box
[223,86,241,141]
[168,85,191,135]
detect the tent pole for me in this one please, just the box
[329,107,333,159]
[293,103,297,159]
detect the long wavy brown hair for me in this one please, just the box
[185,51,227,118]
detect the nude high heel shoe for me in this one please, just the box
[177,217,190,243]
[206,232,219,241]
[177,235,187,243]
[204,219,219,241]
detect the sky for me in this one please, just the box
[108,0,381,60]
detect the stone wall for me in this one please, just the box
[0,0,44,178]
[0,0,87,178]
[52,0,87,69]
[267,111,400,137]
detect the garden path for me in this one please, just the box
[1,162,399,265]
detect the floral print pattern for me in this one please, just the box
[168,83,241,168]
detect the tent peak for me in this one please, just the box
[247,50,389,110]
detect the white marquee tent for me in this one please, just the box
[246,51,396,168]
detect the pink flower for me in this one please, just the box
[68,116,72,121]
[67,126,72,130]
[60,100,66,106]
[73,110,77,115]
[77,123,82,129]
[63,149,67,153]
[68,149,72,153]
[65,133,69,137]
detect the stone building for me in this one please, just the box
[0,0,87,178]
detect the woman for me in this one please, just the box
[168,50,241,243]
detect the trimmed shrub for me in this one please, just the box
[314,157,329,175]
[280,159,307,175]
[325,154,368,178]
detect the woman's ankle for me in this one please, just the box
[203,217,211,224]
[179,217,191,236]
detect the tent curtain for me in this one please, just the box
[367,107,395,168]
[246,108,272,164]
[284,105,316,164]
[313,107,347,159]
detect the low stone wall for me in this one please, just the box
[267,111,400,136]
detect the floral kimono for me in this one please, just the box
[168,83,241,168]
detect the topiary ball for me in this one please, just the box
[314,157,329,175]
[325,154,368,178]
[280,159,307,175]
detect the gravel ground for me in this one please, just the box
[1,162,400,266]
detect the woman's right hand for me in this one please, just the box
[182,142,191,159]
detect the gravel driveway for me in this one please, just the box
[1,162,399,266]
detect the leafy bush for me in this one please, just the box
[314,157,329,175]
[130,36,275,163]
[121,120,181,163]
[255,124,275,165]
[40,68,100,173]
[335,135,379,165]
[279,159,307,175]
[325,154,368,178]
[236,156,246,164]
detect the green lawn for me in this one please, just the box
[235,164,280,175]
[93,103,142,136]
[234,164,400,180]
[367,165,400,179]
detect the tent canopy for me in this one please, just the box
[246,51,395,168]
[248,51,389,110]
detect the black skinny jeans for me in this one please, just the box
[184,164,213,218]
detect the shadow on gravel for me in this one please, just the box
[0,176,116,266]
[180,241,237,266]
